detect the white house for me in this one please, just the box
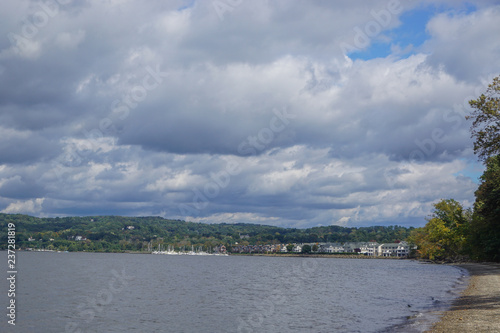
[340,242,378,254]
[321,243,344,253]
[395,242,410,257]
[378,242,409,257]
[358,242,378,256]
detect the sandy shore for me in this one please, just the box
[427,262,500,333]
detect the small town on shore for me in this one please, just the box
[146,240,413,257]
[230,241,412,257]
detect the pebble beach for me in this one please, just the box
[427,263,500,333]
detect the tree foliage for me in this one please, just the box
[469,155,500,261]
[408,199,470,261]
[464,75,500,262]
[301,244,312,254]
[467,76,500,161]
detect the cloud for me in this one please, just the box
[55,29,86,50]
[423,5,500,82]
[2,198,45,215]
[0,126,60,164]
[0,0,498,228]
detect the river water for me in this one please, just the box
[0,252,468,332]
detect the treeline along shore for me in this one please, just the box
[0,213,413,254]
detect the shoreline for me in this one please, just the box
[426,262,500,333]
[227,253,409,259]
[12,249,411,259]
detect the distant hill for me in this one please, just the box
[0,213,414,252]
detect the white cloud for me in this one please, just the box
[2,198,45,214]
[424,5,500,81]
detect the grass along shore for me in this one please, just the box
[427,262,500,333]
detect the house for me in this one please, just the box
[359,246,376,256]
[292,245,302,253]
[395,242,410,257]
[320,243,344,253]
[75,236,87,241]
[342,243,358,253]
[126,226,135,230]
[358,242,379,256]
[377,242,409,257]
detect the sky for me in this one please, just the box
[1,0,499,228]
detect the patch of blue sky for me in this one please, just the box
[178,0,196,11]
[454,160,484,184]
[459,2,479,15]
[349,2,478,61]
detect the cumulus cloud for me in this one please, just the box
[423,5,500,82]
[2,198,45,215]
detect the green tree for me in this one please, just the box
[286,244,294,252]
[466,75,500,262]
[467,76,500,162]
[301,244,312,254]
[469,155,500,261]
[409,199,470,260]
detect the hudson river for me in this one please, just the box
[0,252,467,332]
